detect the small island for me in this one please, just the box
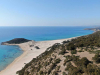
[1,38,31,45]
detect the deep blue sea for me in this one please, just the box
[0,26,93,71]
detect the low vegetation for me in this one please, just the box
[17,31,100,75]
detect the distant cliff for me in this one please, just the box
[84,27,100,32]
[1,38,31,45]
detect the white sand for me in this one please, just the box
[0,37,76,75]
[76,51,95,61]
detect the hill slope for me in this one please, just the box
[17,31,100,75]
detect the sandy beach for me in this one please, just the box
[0,37,76,75]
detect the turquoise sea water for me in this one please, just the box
[0,26,93,71]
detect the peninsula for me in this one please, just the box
[84,27,100,32]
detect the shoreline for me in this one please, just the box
[0,44,28,75]
[0,36,84,75]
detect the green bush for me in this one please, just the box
[92,53,100,63]
[67,43,76,50]
[71,50,77,54]
[78,50,83,52]
[62,72,67,75]
[59,49,66,55]
[55,58,61,64]
[39,71,43,75]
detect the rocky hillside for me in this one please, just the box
[17,31,100,75]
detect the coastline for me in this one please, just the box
[0,43,29,75]
[0,36,82,75]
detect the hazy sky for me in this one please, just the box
[0,0,100,26]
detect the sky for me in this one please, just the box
[0,0,100,26]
